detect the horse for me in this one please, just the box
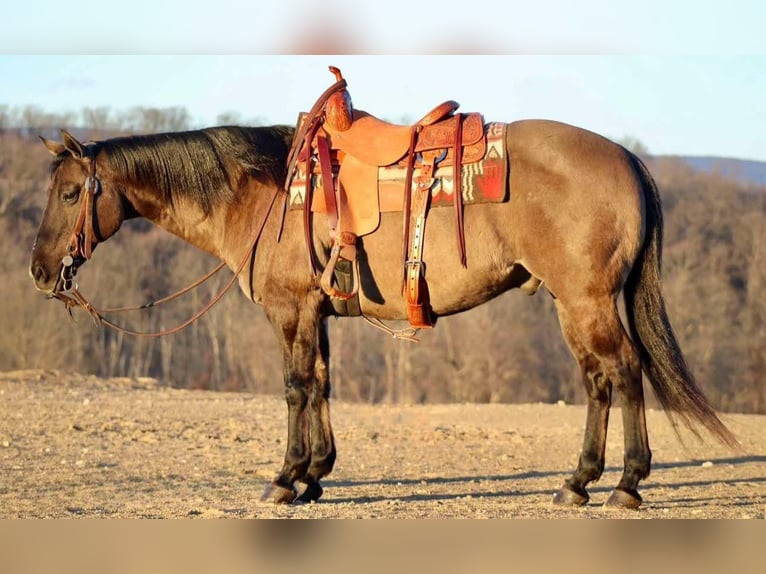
[29,117,738,510]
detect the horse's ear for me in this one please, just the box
[60,129,85,159]
[40,136,66,156]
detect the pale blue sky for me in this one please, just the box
[2,1,765,160]
[2,55,764,161]
[3,1,766,54]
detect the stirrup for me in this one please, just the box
[320,241,360,300]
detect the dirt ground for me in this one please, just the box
[0,369,763,519]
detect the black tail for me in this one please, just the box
[624,153,740,450]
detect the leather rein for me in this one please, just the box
[52,149,284,338]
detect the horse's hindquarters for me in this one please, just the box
[505,120,645,302]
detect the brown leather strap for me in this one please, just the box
[453,113,466,267]
[404,158,435,329]
[285,78,348,193]
[319,232,359,300]
[82,159,98,259]
[289,70,350,273]
[316,134,338,235]
[93,261,226,312]
[400,125,420,287]
[67,152,100,261]
[302,118,324,273]
[70,190,89,258]
[315,133,359,300]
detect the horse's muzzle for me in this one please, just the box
[30,254,85,295]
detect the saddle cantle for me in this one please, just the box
[284,66,492,330]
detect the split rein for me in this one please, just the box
[53,262,232,338]
[51,154,283,338]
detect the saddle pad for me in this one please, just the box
[288,122,508,230]
[378,122,508,210]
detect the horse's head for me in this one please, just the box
[30,130,125,294]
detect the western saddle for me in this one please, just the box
[285,66,487,330]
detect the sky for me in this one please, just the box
[3,1,766,55]
[2,55,765,161]
[2,1,765,161]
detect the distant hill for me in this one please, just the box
[660,156,766,186]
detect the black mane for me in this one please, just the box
[98,125,294,214]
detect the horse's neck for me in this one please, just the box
[121,180,227,259]
[120,174,280,272]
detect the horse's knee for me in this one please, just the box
[309,381,330,407]
[284,378,309,407]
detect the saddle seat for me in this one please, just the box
[325,101,459,166]
[324,102,484,168]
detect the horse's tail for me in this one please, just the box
[624,152,740,450]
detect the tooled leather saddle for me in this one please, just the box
[284,66,488,329]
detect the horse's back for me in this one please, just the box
[507,119,636,184]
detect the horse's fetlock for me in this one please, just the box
[624,449,652,479]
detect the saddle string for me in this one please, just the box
[453,113,467,267]
[362,316,421,343]
[55,185,285,338]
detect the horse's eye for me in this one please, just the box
[61,188,80,204]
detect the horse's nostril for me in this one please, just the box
[31,263,47,284]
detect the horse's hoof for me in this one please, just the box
[604,488,642,510]
[552,485,589,507]
[261,482,298,504]
[296,482,324,503]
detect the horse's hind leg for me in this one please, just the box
[552,297,651,509]
[295,318,336,503]
[552,300,612,506]
[604,327,652,509]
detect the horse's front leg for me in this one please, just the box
[261,293,322,504]
[295,317,336,503]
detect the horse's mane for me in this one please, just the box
[97,125,294,214]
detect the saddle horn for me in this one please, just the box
[325,66,353,132]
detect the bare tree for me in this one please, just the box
[3,125,764,414]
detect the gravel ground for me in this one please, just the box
[0,370,764,519]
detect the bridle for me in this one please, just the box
[55,146,100,293]
[51,147,285,337]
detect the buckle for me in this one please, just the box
[404,260,423,271]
